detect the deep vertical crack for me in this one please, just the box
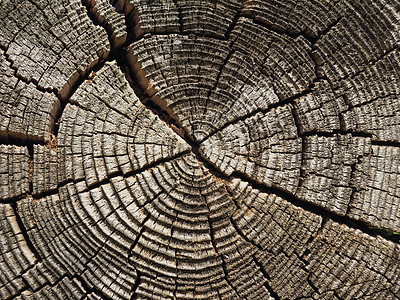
[130,269,142,300]
[172,0,183,33]
[10,202,41,262]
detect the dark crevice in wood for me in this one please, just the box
[123,52,234,183]
[345,93,400,110]
[128,214,150,259]
[206,215,241,299]
[28,273,80,294]
[27,145,34,194]
[72,274,113,300]
[311,16,343,45]
[51,0,136,138]
[242,13,343,46]
[0,45,62,142]
[252,255,281,300]
[0,137,39,147]
[0,194,28,204]
[306,273,321,296]
[128,216,149,300]
[172,0,183,33]
[203,48,235,117]
[81,0,128,51]
[122,29,400,246]
[225,9,241,40]
[224,187,264,252]
[349,45,399,79]
[0,44,57,95]
[371,140,400,148]
[228,170,400,245]
[201,8,242,116]
[81,0,115,49]
[199,107,264,143]
[130,269,142,300]
[120,49,189,134]
[229,215,263,251]
[291,105,306,191]
[302,217,328,260]
[50,16,154,139]
[78,230,117,286]
[242,14,312,41]
[109,0,139,43]
[299,130,373,138]
[333,291,345,300]
[131,7,242,43]
[223,183,238,210]
[31,179,79,200]
[199,94,301,144]
[326,46,399,98]
[199,84,320,144]
[10,202,41,262]
[80,150,190,194]
[346,154,365,217]
[52,59,108,137]
[201,191,241,298]
[18,276,31,295]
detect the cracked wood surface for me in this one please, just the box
[1,0,400,299]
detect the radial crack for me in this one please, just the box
[79,150,190,194]
[10,202,41,262]
[229,170,400,245]
[252,255,281,300]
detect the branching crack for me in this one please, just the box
[122,21,400,246]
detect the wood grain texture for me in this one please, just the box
[1,0,400,299]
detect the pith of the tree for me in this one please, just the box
[1,0,400,300]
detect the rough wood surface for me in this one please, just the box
[1,0,400,299]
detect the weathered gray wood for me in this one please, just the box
[56,62,189,187]
[32,145,59,196]
[0,0,110,100]
[296,134,371,215]
[0,50,61,144]
[2,0,400,299]
[85,0,127,49]
[0,145,30,202]
[349,145,400,233]
[201,106,302,193]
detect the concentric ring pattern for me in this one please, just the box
[1,0,400,299]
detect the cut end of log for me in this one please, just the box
[2,0,400,299]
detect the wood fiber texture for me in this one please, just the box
[1,0,400,299]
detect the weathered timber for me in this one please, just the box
[1,0,400,299]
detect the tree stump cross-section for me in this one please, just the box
[1,0,400,299]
